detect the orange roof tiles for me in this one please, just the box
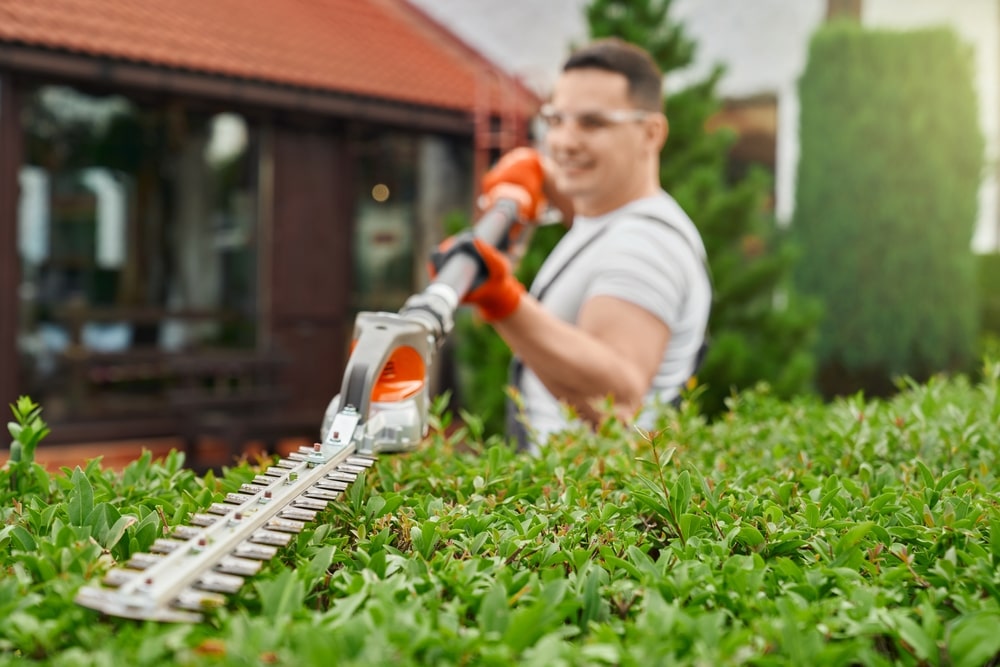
[0,0,538,115]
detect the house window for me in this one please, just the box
[16,85,259,421]
[351,132,418,312]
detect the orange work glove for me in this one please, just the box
[431,233,525,322]
[480,147,547,222]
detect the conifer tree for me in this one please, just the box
[453,0,819,429]
[585,0,819,415]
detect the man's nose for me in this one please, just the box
[544,122,583,150]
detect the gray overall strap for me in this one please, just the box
[506,213,712,450]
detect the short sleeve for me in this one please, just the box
[583,218,701,330]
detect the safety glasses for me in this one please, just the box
[538,103,652,131]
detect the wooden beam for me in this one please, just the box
[0,73,21,413]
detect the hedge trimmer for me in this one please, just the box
[75,199,522,622]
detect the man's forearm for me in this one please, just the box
[492,297,649,420]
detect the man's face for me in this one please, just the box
[543,68,664,217]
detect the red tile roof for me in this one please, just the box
[0,0,538,115]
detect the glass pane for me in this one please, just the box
[17,85,259,422]
[352,133,417,312]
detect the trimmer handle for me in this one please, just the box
[428,197,521,301]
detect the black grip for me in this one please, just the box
[430,198,520,301]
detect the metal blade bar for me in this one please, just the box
[75,408,367,621]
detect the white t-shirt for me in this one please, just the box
[517,191,711,443]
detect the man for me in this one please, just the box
[445,38,711,449]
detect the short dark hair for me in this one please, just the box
[562,38,663,110]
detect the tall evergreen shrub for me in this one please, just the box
[793,24,984,396]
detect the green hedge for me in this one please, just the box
[978,253,1000,335]
[4,360,1000,665]
[793,24,984,396]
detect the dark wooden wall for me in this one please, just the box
[0,75,21,412]
[268,124,356,421]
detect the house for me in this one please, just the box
[0,0,538,454]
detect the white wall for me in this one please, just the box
[406,0,588,96]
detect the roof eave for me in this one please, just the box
[0,42,476,134]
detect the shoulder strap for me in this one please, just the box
[530,225,611,302]
[634,213,713,286]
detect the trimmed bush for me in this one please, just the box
[4,360,1000,664]
[978,253,1000,335]
[793,24,984,397]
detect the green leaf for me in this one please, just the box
[892,612,936,662]
[103,514,138,551]
[915,460,935,489]
[669,470,693,520]
[579,566,605,627]
[948,611,1000,667]
[479,581,510,636]
[990,517,1000,563]
[255,569,307,622]
[67,468,95,526]
[737,525,766,548]
[834,521,875,556]
[10,526,36,552]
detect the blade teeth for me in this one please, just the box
[190,513,219,527]
[292,498,328,511]
[126,553,164,570]
[304,487,343,501]
[150,538,187,554]
[266,518,306,534]
[208,502,235,515]
[173,525,202,540]
[215,556,262,577]
[346,455,376,468]
[250,529,293,547]
[196,572,246,594]
[102,568,142,588]
[314,480,348,492]
[233,542,279,560]
[77,444,375,622]
[173,589,227,613]
[280,507,317,522]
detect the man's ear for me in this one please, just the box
[652,112,669,150]
[645,113,670,153]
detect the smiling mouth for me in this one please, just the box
[555,159,593,176]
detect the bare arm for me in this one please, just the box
[493,294,670,425]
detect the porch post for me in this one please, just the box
[0,73,22,414]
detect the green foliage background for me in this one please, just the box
[792,24,984,397]
[978,253,1000,337]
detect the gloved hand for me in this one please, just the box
[480,147,547,222]
[431,233,525,322]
